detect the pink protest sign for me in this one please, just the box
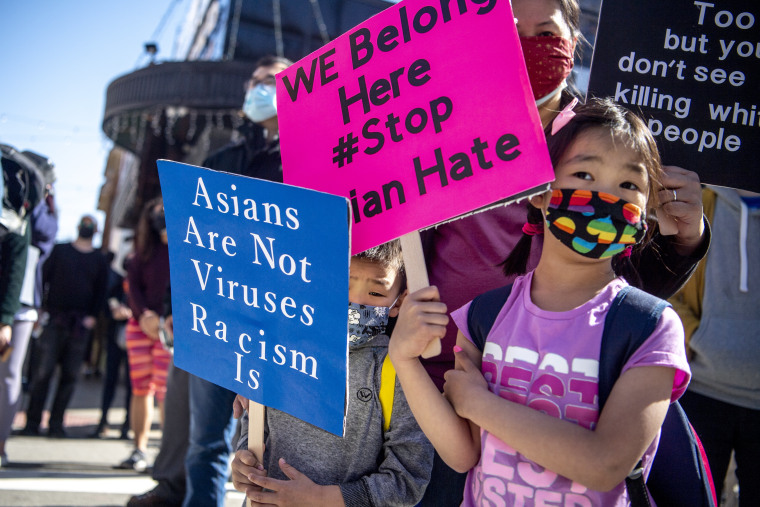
[278,0,553,254]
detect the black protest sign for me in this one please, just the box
[588,0,759,192]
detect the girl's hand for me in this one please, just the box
[231,449,266,497]
[657,166,705,253]
[389,286,449,364]
[444,347,489,420]
[246,458,344,507]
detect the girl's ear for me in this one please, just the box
[389,289,408,318]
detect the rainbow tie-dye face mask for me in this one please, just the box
[545,188,648,259]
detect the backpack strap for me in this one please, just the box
[597,285,670,409]
[379,353,395,432]
[467,284,514,351]
[598,285,670,507]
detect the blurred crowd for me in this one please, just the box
[0,0,758,505]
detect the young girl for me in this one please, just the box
[390,98,691,505]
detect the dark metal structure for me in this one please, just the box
[99,0,601,239]
[99,0,391,235]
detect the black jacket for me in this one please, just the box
[203,121,283,183]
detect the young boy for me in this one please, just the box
[231,240,433,506]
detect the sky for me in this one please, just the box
[1,0,186,245]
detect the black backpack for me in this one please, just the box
[467,283,716,507]
[1,144,49,237]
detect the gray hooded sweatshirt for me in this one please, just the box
[688,186,760,410]
[237,333,433,506]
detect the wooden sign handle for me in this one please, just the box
[246,399,266,507]
[399,231,441,358]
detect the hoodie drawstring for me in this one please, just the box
[739,200,749,293]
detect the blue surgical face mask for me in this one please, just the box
[243,84,277,123]
[347,301,395,348]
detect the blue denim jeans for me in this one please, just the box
[183,374,237,507]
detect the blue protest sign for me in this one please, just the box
[157,160,350,436]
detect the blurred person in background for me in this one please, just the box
[0,179,57,466]
[91,251,132,440]
[180,54,292,507]
[670,186,760,505]
[22,214,108,438]
[0,148,56,465]
[127,285,187,507]
[117,197,171,472]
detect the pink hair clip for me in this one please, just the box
[620,246,633,258]
[551,97,579,136]
[522,222,544,236]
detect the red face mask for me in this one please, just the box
[520,35,575,102]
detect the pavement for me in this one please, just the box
[0,373,245,507]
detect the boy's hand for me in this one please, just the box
[231,449,266,497]
[444,348,489,420]
[233,394,250,419]
[389,286,449,363]
[246,458,345,506]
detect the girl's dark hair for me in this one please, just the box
[501,97,664,283]
[557,0,582,39]
[500,203,544,278]
[551,0,590,99]
[134,196,164,263]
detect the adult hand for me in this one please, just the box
[82,316,97,330]
[388,286,448,364]
[444,347,489,420]
[657,166,706,255]
[246,458,344,507]
[111,304,132,321]
[0,324,11,350]
[138,310,160,339]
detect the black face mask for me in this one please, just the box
[545,188,647,259]
[150,212,166,234]
[78,224,95,239]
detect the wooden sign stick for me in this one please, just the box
[399,231,441,358]
[247,400,266,507]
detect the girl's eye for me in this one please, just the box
[620,181,641,191]
[573,171,593,180]
[538,31,555,37]
[370,292,386,298]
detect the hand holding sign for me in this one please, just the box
[655,165,706,247]
[390,284,449,362]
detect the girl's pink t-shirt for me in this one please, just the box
[451,271,690,507]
